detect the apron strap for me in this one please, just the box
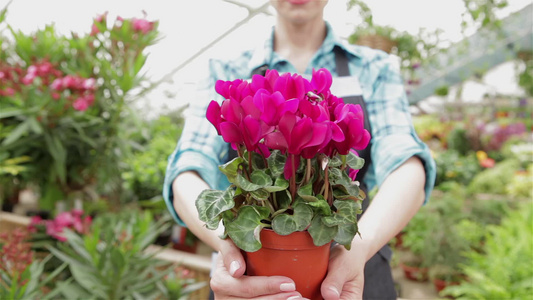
[333,46,372,187]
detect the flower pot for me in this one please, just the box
[432,276,463,295]
[243,229,331,300]
[399,262,429,282]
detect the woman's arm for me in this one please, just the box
[321,156,426,299]
[172,171,223,251]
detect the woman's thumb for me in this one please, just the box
[219,239,246,277]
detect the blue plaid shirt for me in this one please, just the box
[163,23,436,225]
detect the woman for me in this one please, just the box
[164,1,436,299]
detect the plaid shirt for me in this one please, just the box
[163,23,436,225]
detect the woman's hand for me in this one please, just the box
[320,242,368,300]
[210,239,307,300]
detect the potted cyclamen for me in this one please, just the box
[196,68,370,299]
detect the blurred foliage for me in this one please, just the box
[121,112,184,202]
[442,201,533,299]
[466,159,520,195]
[0,5,161,210]
[434,150,481,187]
[47,209,204,299]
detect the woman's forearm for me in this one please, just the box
[354,156,426,261]
[172,171,223,251]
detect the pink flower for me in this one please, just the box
[480,158,495,168]
[3,88,15,96]
[51,78,63,90]
[132,18,154,34]
[207,68,371,180]
[73,97,89,111]
[90,24,100,36]
[95,12,107,23]
[82,78,96,90]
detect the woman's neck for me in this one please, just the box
[273,19,327,73]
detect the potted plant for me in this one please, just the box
[195,68,370,299]
[0,5,160,212]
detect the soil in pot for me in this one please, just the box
[243,229,331,300]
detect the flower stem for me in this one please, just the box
[324,166,331,206]
[248,151,252,175]
[290,154,296,203]
[305,158,312,185]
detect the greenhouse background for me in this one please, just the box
[1,0,532,299]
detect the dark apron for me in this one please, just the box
[219,47,396,299]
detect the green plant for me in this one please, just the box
[441,201,533,299]
[467,159,520,195]
[434,150,481,187]
[122,113,184,201]
[401,204,439,268]
[162,266,207,300]
[506,164,533,199]
[0,5,160,210]
[0,228,67,299]
[47,209,202,299]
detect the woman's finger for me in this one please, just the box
[211,252,298,298]
[219,239,246,277]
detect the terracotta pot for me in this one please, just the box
[243,229,331,300]
[393,231,405,249]
[433,277,461,293]
[399,262,429,282]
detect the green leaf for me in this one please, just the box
[334,223,359,250]
[308,215,337,246]
[1,119,30,146]
[276,190,292,209]
[297,181,319,202]
[27,116,43,134]
[250,169,272,186]
[250,188,270,201]
[322,200,361,226]
[263,175,289,192]
[195,188,235,230]
[63,230,93,263]
[0,108,25,119]
[219,157,243,183]
[272,202,313,235]
[328,156,343,167]
[43,131,67,183]
[226,205,270,252]
[111,247,126,272]
[70,265,100,294]
[55,278,92,300]
[331,171,360,197]
[266,150,286,177]
[346,151,365,170]
[307,197,332,216]
[236,169,272,191]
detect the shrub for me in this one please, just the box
[442,202,533,299]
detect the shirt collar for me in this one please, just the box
[247,21,362,73]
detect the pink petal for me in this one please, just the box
[206,101,222,132]
[219,122,243,144]
[264,131,288,151]
[242,116,262,150]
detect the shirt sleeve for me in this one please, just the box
[162,60,232,225]
[363,54,436,203]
